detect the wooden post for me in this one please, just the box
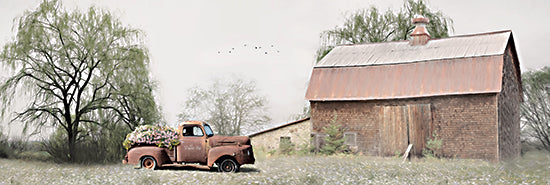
[402,144,413,163]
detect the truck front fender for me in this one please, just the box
[207,145,255,167]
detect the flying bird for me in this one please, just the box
[217,43,280,56]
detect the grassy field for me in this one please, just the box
[1,151,549,184]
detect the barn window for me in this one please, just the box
[344,132,356,146]
[280,137,291,146]
[279,136,294,154]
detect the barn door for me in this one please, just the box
[379,106,409,156]
[379,104,432,156]
[407,104,432,156]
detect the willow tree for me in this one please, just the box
[521,67,550,151]
[0,0,160,162]
[316,0,453,61]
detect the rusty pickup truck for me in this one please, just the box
[123,121,255,172]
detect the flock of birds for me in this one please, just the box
[217,43,280,55]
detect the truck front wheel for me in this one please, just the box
[141,156,157,170]
[218,158,239,173]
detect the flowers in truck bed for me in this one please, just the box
[123,124,180,150]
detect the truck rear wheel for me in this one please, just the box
[141,156,157,170]
[218,158,239,173]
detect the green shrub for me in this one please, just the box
[0,131,11,158]
[295,137,316,156]
[394,151,402,159]
[43,122,132,164]
[42,126,70,162]
[0,127,53,160]
[75,122,131,163]
[16,151,52,161]
[0,131,32,159]
[320,115,347,155]
[267,149,277,156]
[422,130,443,158]
[8,136,30,156]
[278,138,295,155]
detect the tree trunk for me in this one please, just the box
[67,128,75,162]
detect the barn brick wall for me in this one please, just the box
[311,101,381,155]
[250,120,311,152]
[311,93,500,161]
[497,45,521,160]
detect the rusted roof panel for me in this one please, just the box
[306,55,503,101]
[316,30,511,67]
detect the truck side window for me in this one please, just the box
[193,126,204,136]
[182,127,190,136]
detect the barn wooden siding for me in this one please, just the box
[378,104,432,156]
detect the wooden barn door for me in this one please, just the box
[407,104,432,156]
[380,106,409,156]
[379,104,432,156]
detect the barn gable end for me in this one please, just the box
[497,39,522,161]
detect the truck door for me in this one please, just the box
[177,125,208,163]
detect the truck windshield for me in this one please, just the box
[203,124,214,137]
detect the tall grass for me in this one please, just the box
[2,151,548,184]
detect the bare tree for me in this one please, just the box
[178,77,270,136]
[0,0,160,162]
[521,67,550,151]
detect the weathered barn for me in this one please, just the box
[249,118,311,153]
[305,17,522,161]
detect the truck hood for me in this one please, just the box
[208,135,251,147]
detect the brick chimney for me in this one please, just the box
[410,16,430,46]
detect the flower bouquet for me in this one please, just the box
[123,124,180,150]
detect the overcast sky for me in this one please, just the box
[1,0,549,136]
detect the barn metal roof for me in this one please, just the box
[316,30,511,68]
[307,30,515,101]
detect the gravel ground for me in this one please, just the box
[1,152,549,185]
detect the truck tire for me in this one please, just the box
[141,156,157,170]
[218,158,239,173]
